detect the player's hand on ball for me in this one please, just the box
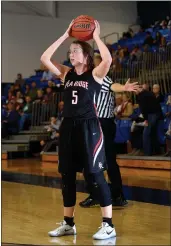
[93,20,100,39]
[64,20,74,38]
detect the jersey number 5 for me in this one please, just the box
[72,91,78,104]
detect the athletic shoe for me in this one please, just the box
[93,222,116,240]
[48,220,76,237]
[79,195,100,208]
[112,195,128,207]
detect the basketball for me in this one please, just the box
[70,15,95,41]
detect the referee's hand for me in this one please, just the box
[124,78,139,92]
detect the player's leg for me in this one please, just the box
[48,171,77,237]
[84,170,116,240]
[82,118,116,239]
[48,119,76,237]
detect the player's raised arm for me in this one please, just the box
[92,21,112,82]
[40,20,74,79]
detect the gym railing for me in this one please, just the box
[109,46,171,95]
[31,92,64,130]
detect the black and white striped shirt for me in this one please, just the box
[96,76,115,118]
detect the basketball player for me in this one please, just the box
[41,20,116,240]
[80,54,139,208]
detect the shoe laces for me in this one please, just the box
[98,222,110,233]
[52,221,67,233]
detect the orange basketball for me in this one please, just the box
[70,15,95,41]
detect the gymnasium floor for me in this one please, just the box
[1,159,171,245]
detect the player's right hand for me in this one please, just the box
[64,20,75,38]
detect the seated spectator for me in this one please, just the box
[152,84,164,103]
[25,84,31,97]
[165,121,171,157]
[119,93,133,119]
[35,89,44,103]
[43,87,54,104]
[41,68,54,82]
[166,16,171,26]
[14,84,21,95]
[23,96,32,114]
[7,91,15,103]
[130,45,142,61]
[160,20,167,29]
[135,86,163,156]
[57,101,64,120]
[166,95,171,118]
[114,94,123,117]
[153,31,166,47]
[29,82,38,101]
[143,32,154,47]
[40,115,61,153]
[15,73,25,87]
[2,102,20,139]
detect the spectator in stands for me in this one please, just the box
[58,100,64,120]
[114,94,123,117]
[130,45,142,61]
[29,82,38,101]
[23,96,32,114]
[142,83,150,91]
[152,84,164,103]
[135,86,163,156]
[143,32,154,47]
[14,84,21,95]
[166,16,171,26]
[160,20,167,30]
[15,73,25,87]
[2,102,20,139]
[165,121,171,157]
[153,31,166,47]
[129,112,145,156]
[35,89,44,103]
[43,87,54,104]
[41,68,53,82]
[119,93,133,119]
[40,115,61,153]
[7,91,15,103]
[25,84,31,97]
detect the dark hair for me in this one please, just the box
[72,40,94,70]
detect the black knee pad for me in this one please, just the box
[61,173,76,207]
[87,172,112,207]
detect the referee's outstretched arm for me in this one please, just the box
[110,78,139,93]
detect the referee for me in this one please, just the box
[79,54,139,207]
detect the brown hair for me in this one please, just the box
[72,40,94,70]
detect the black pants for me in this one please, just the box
[143,113,160,155]
[42,138,59,152]
[61,170,112,207]
[84,118,123,199]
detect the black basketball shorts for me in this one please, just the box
[58,117,106,174]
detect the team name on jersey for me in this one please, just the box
[65,80,88,90]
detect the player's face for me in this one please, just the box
[69,44,86,66]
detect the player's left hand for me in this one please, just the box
[124,78,139,92]
[93,20,100,38]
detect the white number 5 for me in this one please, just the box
[72,91,78,104]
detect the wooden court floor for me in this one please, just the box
[2,181,171,245]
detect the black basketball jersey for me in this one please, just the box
[63,69,101,119]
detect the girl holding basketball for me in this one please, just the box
[41,19,116,240]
